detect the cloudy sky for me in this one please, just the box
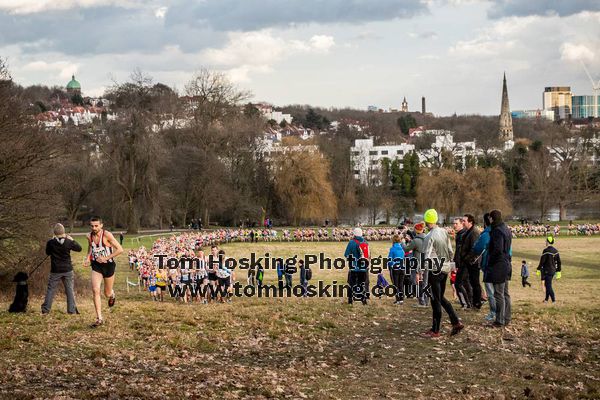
[1,0,599,115]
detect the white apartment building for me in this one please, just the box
[418,133,483,169]
[351,138,415,184]
[257,103,293,125]
[351,132,511,184]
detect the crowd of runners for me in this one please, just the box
[509,222,600,238]
[144,223,600,246]
[129,234,237,304]
[158,227,408,243]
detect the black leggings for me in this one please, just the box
[428,271,459,333]
[390,268,405,301]
[544,275,555,302]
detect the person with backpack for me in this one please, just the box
[537,235,561,303]
[344,227,370,305]
[387,234,405,304]
[403,222,428,307]
[421,209,464,338]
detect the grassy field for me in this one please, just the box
[1,236,599,399]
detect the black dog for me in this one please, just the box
[9,271,29,313]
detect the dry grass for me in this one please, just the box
[0,237,599,399]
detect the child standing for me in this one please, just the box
[521,260,532,287]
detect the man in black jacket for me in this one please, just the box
[460,214,482,309]
[485,210,512,327]
[537,235,561,303]
[41,223,82,314]
[452,218,472,308]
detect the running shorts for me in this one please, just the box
[91,261,116,278]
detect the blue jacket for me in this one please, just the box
[345,236,367,271]
[472,226,491,273]
[387,243,405,270]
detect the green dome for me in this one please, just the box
[66,75,81,90]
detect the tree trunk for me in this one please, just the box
[540,198,546,221]
[68,208,78,232]
[182,210,188,229]
[126,198,139,234]
[559,202,567,221]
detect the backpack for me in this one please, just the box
[305,267,312,281]
[354,239,370,259]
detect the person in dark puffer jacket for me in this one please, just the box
[485,210,512,328]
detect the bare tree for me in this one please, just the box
[521,142,554,220]
[0,58,60,278]
[56,149,103,231]
[185,68,251,134]
[91,71,167,233]
[416,167,511,216]
[547,131,600,220]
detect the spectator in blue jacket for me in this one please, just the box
[276,258,284,292]
[344,228,369,305]
[472,213,495,321]
[387,234,406,304]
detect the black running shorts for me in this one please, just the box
[91,261,116,278]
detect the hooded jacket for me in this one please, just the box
[345,236,368,272]
[485,221,512,284]
[537,245,561,277]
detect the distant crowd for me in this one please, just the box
[156,223,600,245]
[509,222,600,238]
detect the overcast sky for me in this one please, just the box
[1,0,599,115]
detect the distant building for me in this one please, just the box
[408,126,425,137]
[543,86,572,121]
[421,96,426,114]
[66,75,81,95]
[511,109,554,121]
[367,105,378,112]
[499,73,513,142]
[401,97,408,112]
[350,138,415,184]
[259,138,320,167]
[572,95,600,119]
[256,103,293,125]
[419,133,484,170]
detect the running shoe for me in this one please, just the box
[420,330,441,338]
[450,322,464,336]
[90,319,104,328]
[108,292,116,308]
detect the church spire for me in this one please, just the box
[499,72,513,142]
